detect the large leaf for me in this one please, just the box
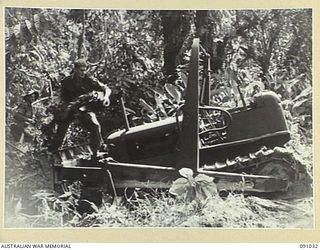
[195,174,218,198]
[197,182,218,198]
[292,98,312,116]
[195,186,212,201]
[13,24,21,38]
[20,20,33,42]
[179,72,188,88]
[5,27,10,41]
[179,168,193,179]
[169,177,189,196]
[154,92,167,117]
[293,85,312,102]
[194,174,214,183]
[164,83,182,104]
[33,13,41,33]
[139,98,156,115]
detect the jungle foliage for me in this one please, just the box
[5,8,313,228]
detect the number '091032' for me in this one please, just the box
[300,244,319,248]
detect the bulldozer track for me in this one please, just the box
[202,146,312,197]
[203,147,282,173]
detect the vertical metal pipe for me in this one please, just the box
[203,54,211,105]
[120,97,130,131]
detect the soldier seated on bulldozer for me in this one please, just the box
[10,90,39,144]
[48,59,111,159]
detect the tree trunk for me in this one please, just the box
[77,10,86,59]
[160,10,191,84]
[258,10,282,88]
[195,10,209,47]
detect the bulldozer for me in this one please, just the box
[50,38,311,203]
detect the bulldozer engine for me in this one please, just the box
[106,90,290,166]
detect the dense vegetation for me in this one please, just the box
[5,8,313,228]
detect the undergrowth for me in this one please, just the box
[5,187,313,228]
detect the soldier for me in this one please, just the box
[48,59,111,159]
[11,90,39,143]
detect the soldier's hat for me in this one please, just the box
[23,90,39,101]
[74,58,87,68]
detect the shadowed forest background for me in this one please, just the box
[4,8,313,228]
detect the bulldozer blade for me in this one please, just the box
[104,162,288,193]
[105,162,289,193]
[198,168,288,193]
